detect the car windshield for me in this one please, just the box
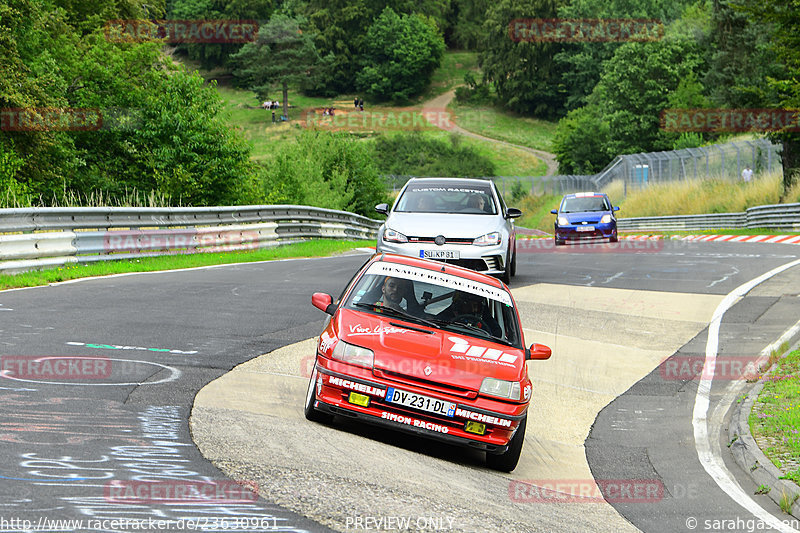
[394,184,497,215]
[561,196,610,213]
[344,263,521,347]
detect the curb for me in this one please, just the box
[729,332,800,518]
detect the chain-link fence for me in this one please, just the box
[593,138,782,192]
[381,139,783,198]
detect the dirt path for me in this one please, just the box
[424,90,559,177]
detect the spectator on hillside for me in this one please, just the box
[741,166,753,182]
[354,97,359,109]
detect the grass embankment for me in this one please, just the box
[215,51,550,176]
[0,240,363,291]
[750,348,800,486]
[517,171,800,235]
[448,100,559,153]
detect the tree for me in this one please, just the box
[479,0,569,119]
[552,104,611,174]
[230,14,324,121]
[167,0,274,69]
[595,38,705,156]
[355,7,445,103]
[730,0,800,189]
[301,0,451,94]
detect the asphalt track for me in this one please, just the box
[2,240,800,532]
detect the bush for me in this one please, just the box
[373,133,495,177]
[261,131,388,218]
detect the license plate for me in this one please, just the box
[385,387,456,417]
[576,226,595,232]
[422,250,460,260]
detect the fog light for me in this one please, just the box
[465,421,486,435]
[348,392,370,407]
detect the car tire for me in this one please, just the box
[609,232,618,243]
[486,415,526,472]
[304,366,333,423]
[500,252,512,285]
[555,237,565,246]
[509,245,517,277]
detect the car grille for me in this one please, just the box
[408,236,474,245]
[373,367,478,399]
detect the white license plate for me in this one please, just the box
[422,250,460,260]
[385,387,455,417]
[576,226,595,232]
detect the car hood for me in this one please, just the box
[333,309,524,390]
[386,212,506,238]
[563,210,610,224]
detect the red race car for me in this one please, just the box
[305,253,551,471]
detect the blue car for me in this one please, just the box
[550,192,619,245]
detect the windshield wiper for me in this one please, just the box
[353,302,438,329]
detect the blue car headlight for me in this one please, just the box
[601,214,613,224]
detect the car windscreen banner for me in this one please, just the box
[367,263,513,307]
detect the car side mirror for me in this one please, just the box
[506,207,522,219]
[375,203,389,215]
[526,343,552,360]
[312,292,337,315]
[550,209,558,215]
[613,206,620,212]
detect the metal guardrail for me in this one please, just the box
[0,205,381,274]
[617,203,800,231]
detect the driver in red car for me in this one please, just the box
[438,291,502,337]
[376,277,423,315]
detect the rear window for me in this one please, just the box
[394,184,497,215]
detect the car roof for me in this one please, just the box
[563,191,608,199]
[372,252,507,290]
[404,177,495,188]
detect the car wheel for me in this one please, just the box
[486,416,526,472]
[500,254,512,284]
[555,237,565,246]
[304,366,333,423]
[509,245,517,277]
[609,232,618,243]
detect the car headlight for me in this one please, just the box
[480,377,521,400]
[331,340,374,368]
[383,228,408,243]
[473,232,501,246]
[600,214,613,224]
[557,216,569,226]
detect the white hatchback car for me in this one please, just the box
[375,178,521,283]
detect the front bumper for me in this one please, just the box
[555,222,616,241]
[376,240,508,275]
[311,359,526,453]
